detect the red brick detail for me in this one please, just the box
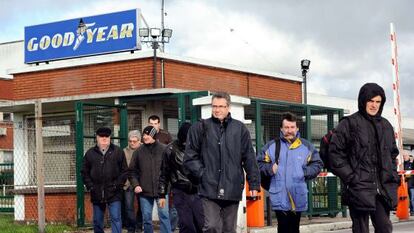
[12,58,301,103]
[0,123,13,150]
[23,193,139,224]
[0,79,13,100]
[24,193,93,223]
[248,75,302,103]
[13,59,154,100]
[163,61,301,102]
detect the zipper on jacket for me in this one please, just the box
[282,143,295,211]
[101,148,109,203]
[217,123,225,199]
[100,151,106,203]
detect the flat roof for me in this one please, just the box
[4,40,302,82]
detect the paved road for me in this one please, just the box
[315,221,414,233]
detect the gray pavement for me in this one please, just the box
[250,213,414,233]
[76,213,414,232]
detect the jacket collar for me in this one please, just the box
[94,143,114,154]
[211,113,232,127]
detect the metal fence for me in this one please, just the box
[0,95,345,232]
[1,120,77,232]
[0,162,13,213]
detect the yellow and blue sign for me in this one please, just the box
[24,9,141,64]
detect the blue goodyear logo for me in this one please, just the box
[25,9,140,63]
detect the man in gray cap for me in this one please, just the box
[81,127,128,233]
[122,130,142,233]
[129,126,171,233]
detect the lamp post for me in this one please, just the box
[139,27,173,88]
[301,59,311,104]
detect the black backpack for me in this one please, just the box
[319,129,335,171]
[319,117,350,171]
[260,138,280,191]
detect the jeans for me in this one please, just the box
[136,194,143,231]
[93,201,122,233]
[409,188,414,213]
[139,195,171,233]
[169,205,178,231]
[123,188,137,232]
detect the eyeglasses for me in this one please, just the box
[211,105,228,109]
[129,140,139,143]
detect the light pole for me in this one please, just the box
[301,59,311,104]
[139,27,173,88]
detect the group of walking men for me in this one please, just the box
[82,83,400,233]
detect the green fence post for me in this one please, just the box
[120,103,128,149]
[189,93,199,123]
[75,101,85,227]
[177,93,186,126]
[305,106,314,218]
[254,100,262,152]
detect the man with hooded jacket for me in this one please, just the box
[329,83,399,233]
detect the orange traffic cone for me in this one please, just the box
[396,174,409,220]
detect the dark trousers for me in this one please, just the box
[275,210,301,233]
[349,195,392,233]
[123,188,137,232]
[135,194,143,231]
[173,188,204,233]
[121,188,143,232]
[201,198,239,233]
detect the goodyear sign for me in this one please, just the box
[24,9,141,64]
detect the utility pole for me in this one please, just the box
[160,0,165,52]
[35,100,45,233]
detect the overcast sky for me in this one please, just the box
[1,0,413,117]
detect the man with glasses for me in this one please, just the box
[81,127,128,233]
[184,92,260,233]
[123,130,142,233]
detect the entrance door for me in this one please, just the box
[75,101,127,227]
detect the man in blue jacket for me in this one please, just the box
[257,112,323,233]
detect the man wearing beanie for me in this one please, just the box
[329,83,399,233]
[158,122,204,233]
[129,126,171,233]
[81,127,128,233]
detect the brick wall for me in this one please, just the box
[24,193,93,223]
[12,58,301,103]
[0,122,13,150]
[164,61,301,103]
[13,59,154,100]
[0,79,13,100]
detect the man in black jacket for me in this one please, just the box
[81,127,128,233]
[184,92,260,233]
[129,126,171,233]
[329,83,399,233]
[159,122,204,233]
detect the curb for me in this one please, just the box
[249,221,352,233]
[249,215,413,233]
